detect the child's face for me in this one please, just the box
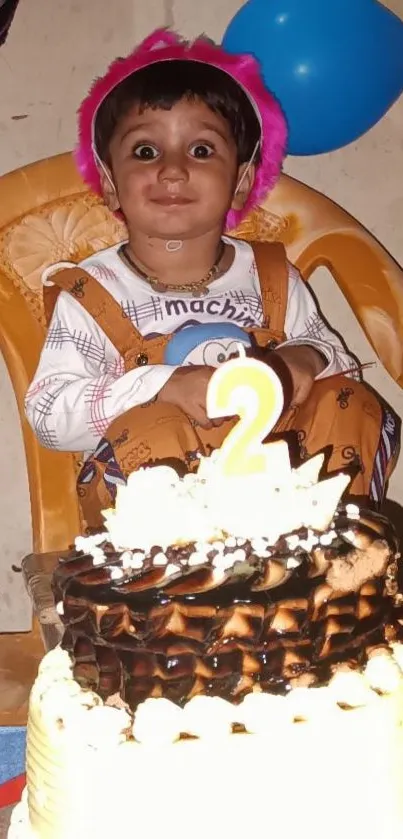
[101,97,255,241]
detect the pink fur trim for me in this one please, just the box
[75,28,287,228]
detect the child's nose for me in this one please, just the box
[158,151,189,183]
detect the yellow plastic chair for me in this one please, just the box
[0,151,402,722]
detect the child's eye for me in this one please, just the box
[189,143,214,159]
[133,144,159,160]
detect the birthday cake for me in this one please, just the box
[9,366,403,839]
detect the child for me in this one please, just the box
[26,29,400,529]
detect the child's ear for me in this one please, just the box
[231,162,256,211]
[99,165,120,213]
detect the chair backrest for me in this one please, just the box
[1,152,402,553]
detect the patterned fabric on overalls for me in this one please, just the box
[44,241,401,529]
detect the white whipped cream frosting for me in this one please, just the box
[31,646,403,749]
[102,447,351,552]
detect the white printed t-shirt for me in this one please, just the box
[25,237,357,454]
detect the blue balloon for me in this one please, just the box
[223,0,403,155]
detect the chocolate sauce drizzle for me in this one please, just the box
[53,506,402,711]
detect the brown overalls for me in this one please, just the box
[44,242,400,530]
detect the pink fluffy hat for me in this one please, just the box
[75,28,288,229]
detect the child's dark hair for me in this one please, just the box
[94,59,261,165]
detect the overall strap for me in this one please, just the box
[250,241,288,336]
[43,266,142,358]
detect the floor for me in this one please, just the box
[0,806,11,837]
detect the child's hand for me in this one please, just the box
[157,366,222,428]
[271,345,326,407]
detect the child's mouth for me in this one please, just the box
[151,196,194,207]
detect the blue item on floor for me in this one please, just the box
[0,727,26,785]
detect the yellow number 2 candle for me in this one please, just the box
[206,347,289,478]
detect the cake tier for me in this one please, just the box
[11,645,403,839]
[53,505,401,709]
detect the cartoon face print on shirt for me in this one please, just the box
[164,322,251,367]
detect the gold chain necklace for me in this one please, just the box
[119,242,225,297]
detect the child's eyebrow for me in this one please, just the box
[198,121,230,142]
[119,122,156,142]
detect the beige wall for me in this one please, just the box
[0,0,402,630]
